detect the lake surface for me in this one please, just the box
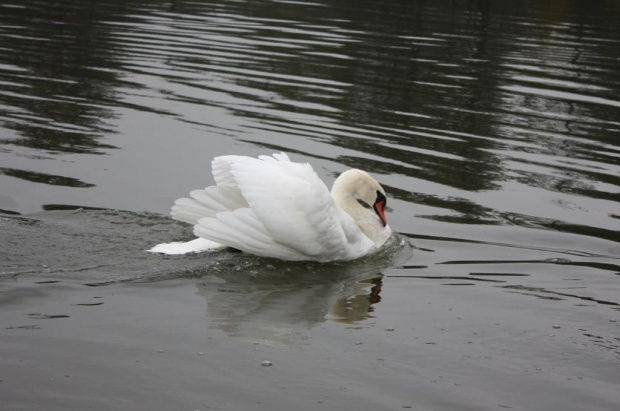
[1,0,619,410]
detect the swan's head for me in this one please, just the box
[332,169,388,227]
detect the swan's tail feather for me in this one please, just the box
[147,238,223,255]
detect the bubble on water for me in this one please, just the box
[354,341,362,345]
[261,360,272,367]
[157,349,164,353]
[198,352,204,355]
[385,327,395,332]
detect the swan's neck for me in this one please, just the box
[331,171,388,243]
[332,187,369,224]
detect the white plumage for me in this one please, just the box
[149,152,392,262]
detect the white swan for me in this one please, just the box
[149,152,392,262]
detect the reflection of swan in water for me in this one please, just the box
[196,270,384,344]
[327,276,383,323]
[194,236,411,344]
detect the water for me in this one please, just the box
[1,0,619,410]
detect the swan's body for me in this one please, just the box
[149,153,392,262]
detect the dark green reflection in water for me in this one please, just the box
[0,167,94,188]
[0,0,618,239]
[0,2,133,153]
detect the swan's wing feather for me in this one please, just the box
[171,154,271,226]
[258,152,290,163]
[273,152,290,162]
[212,155,251,187]
[194,209,304,260]
[171,198,210,225]
[229,157,355,258]
[213,153,290,186]
[193,186,248,211]
[171,186,248,225]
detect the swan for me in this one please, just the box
[149,152,392,262]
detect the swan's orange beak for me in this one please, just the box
[373,191,387,227]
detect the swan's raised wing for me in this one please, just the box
[171,185,248,225]
[194,153,371,261]
[170,155,253,225]
[233,156,349,257]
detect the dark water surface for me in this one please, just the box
[1,0,619,410]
